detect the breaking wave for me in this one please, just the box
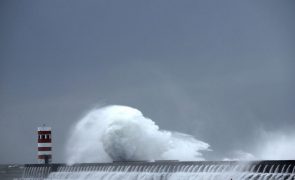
[65,105,210,164]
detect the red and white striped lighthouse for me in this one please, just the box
[37,126,52,164]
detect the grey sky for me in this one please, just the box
[0,0,294,163]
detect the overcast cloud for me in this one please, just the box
[0,0,294,163]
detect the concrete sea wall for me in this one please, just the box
[1,160,294,180]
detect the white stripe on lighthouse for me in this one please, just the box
[38,127,51,131]
[38,151,52,155]
[38,143,52,147]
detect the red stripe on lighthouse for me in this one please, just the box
[38,131,52,134]
[38,139,52,143]
[38,147,52,151]
[38,155,52,159]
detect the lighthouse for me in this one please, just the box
[37,126,52,164]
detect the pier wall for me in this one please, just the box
[0,160,294,180]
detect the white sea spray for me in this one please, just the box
[65,105,210,164]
